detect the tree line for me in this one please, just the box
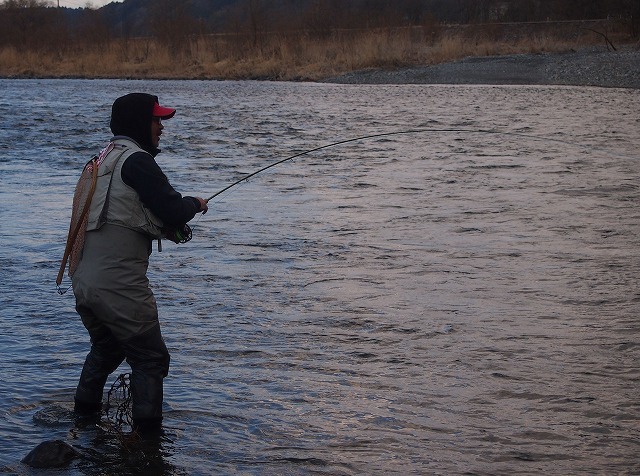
[1,0,638,54]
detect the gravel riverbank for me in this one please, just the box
[323,46,640,89]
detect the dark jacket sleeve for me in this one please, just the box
[120,151,201,228]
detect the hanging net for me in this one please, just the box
[105,373,133,432]
[56,157,98,290]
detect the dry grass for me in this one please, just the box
[0,20,633,80]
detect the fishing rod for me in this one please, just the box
[205,129,444,203]
[204,127,615,204]
[206,128,457,203]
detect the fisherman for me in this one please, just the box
[71,93,208,434]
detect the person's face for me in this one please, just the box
[151,116,163,148]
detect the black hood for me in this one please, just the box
[110,93,159,156]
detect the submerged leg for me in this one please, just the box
[121,324,170,434]
[74,326,126,415]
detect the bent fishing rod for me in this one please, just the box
[204,127,613,204]
[206,128,445,203]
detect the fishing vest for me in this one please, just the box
[85,138,164,238]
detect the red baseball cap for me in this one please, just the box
[152,102,176,119]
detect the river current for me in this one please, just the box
[0,79,638,475]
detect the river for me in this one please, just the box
[0,79,638,475]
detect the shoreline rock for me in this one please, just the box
[322,46,640,89]
[21,440,81,468]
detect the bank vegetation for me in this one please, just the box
[0,0,638,80]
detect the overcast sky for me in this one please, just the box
[57,0,123,8]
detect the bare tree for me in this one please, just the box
[150,0,198,56]
[0,0,65,52]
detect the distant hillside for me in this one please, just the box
[91,0,639,38]
[98,0,241,36]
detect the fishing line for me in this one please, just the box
[202,127,634,206]
[57,127,631,289]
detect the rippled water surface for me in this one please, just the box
[1,79,639,475]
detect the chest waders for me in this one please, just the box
[70,140,170,434]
